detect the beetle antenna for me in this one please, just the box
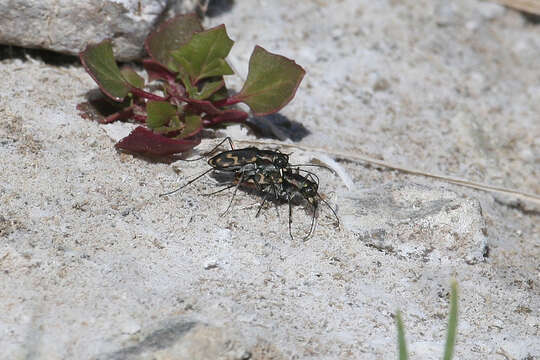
[288,163,336,174]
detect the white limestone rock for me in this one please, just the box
[340,182,489,264]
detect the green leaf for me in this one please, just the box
[177,70,197,97]
[170,114,182,129]
[395,311,408,360]
[120,67,144,89]
[79,40,130,101]
[443,281,458,360]
[146,101,177,129]
[235,46,305,116]
[170,24,234,84]
[152,115,182,134]
[178,114,202,138]
[144,14,203,71]
[194,79,225,100]
[208,85,229,102]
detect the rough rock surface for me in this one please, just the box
[341,182,489,265]
[0,0,539,359]
[95,322,249,360]
[0,0,202,61]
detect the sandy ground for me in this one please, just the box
[0,0,538,359]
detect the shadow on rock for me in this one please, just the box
[98,321,197,360]
[77,89,129,122]
[205,0,235,17]
[247,113,310,142]
[0,44,79,65]
[521,11,540,24]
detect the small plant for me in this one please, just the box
[79,14,305,156]
[395,281,458,360]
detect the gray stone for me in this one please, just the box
[0,0,203,61]
[97,322,249,360]
[340,182,489,264]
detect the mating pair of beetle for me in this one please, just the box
[160,138,339,240]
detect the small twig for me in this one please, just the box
[495,348,515,360]
[234,139,540,206]
[491,0,540,15]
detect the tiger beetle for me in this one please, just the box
[160,137,339,240]
[236,167,339,241]
[159,137,290,197]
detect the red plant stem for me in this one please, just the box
[133,114,147,123]
[204,111,248,126]
[130,88,169,102]
[212,96,243,108]
[203,117,246,126]
[100,105,134,124]
[142,59,176,79]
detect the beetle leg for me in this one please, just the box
[185,137,235,162]
[159,168,214,196]
[255,193,269,218]
[303,200,318,242]
[288,193,295,241]
[203,183,237,196]
[318,194,340,227]
[221,171,245,215]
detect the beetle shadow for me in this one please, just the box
[207,171,307,208]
